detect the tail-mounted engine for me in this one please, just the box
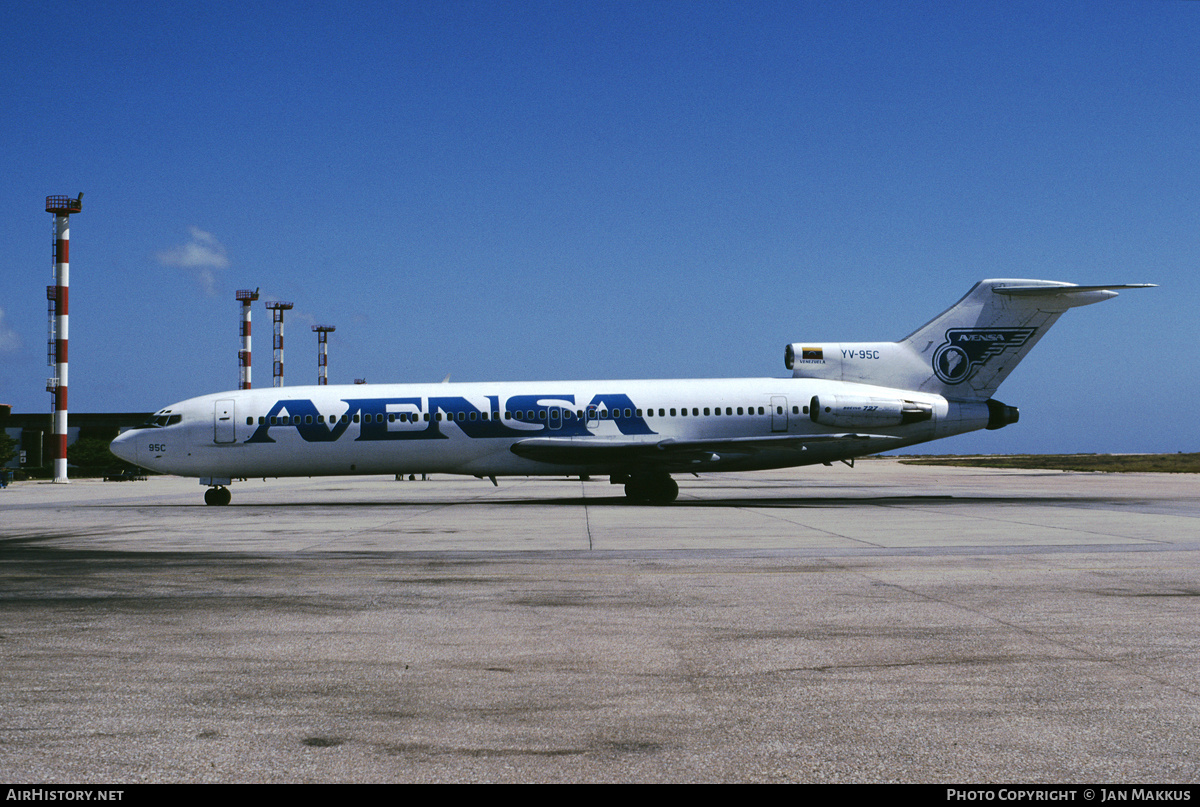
[810,394,934,428]
[985,398,1019,430]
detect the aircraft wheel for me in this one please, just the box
[204,486,231,506]
[648,476,679,504]
[624,474,678,504]
[624,479,649,502]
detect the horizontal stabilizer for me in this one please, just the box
[993,283,1157,295]
[991,282,1157,309]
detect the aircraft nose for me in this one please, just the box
[109,431,139,465]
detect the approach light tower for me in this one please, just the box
[236,289,259,389]
[264,301,293,387]
[313,325,335,385]
[45,193,82,483]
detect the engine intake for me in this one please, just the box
[985,398,1019,430]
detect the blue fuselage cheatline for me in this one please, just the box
[110,279,1153,504]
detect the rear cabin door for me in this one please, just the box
[770,395,788,433]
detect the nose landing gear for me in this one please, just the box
[203,486,232,506]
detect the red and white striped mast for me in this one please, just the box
[265,301,293,387]
[313,325,335,385]
[236,288,259,389]
[45,194,82,483]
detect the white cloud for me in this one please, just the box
[156,226,230,295]
[0,307,19,353]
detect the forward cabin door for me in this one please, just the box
[214,399,237,444]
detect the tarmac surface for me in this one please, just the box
[2,459,1199,783]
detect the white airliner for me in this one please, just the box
[110,279,1152,505]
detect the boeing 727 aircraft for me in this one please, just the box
[109,279,1152,505]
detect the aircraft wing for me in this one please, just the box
[509,432,899,466]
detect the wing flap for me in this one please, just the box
[510,433,898,466]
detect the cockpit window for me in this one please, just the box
[136,411,182,429]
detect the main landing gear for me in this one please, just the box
[204,486,231,506]
[623,472,679,504]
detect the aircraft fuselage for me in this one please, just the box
[114,377,979,480]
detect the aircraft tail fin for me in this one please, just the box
[786,279,1154,400]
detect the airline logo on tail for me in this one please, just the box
[932,328,1036,384]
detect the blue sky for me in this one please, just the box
[1,1,1194,454]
